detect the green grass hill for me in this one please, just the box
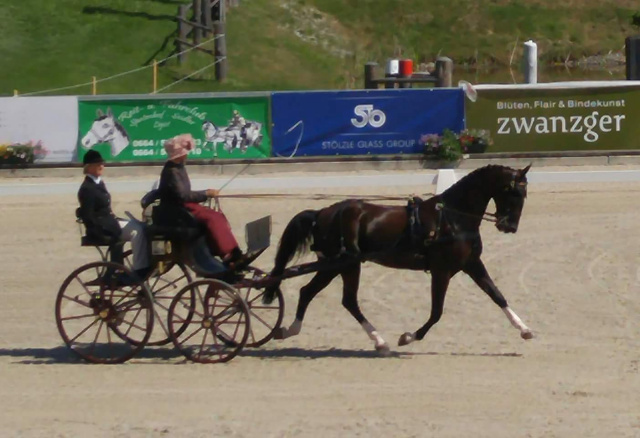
[1,0,637,96]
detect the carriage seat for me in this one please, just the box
[139,190,205,245]
[141,191,226,276]
[75,207,113,247]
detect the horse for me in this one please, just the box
[201,119,263,157]
[80,108,130,157]
[263,164,533,354]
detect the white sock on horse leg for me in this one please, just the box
[502,306,530,334]
[361,321,387,347]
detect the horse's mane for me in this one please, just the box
[442,165,513,199]
[114,121,129,140]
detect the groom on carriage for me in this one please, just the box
[76,150,151,285]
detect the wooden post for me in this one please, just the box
[364,62,378,89]
[177,5,189,64]
[214,21,227,82]
[193,0,202,45]
[202,0,212,38]
[626,36,640,80]
[92,76,97,95]
[219,0,226,21]
[435,57,453,87]
[153,60,158,93]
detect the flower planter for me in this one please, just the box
[467,138,488,154]
[420,129,492,161]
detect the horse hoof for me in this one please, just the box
[521,330,534,340]
[375,343,391,357]
[273,328,286,340]
[398,332,414,346]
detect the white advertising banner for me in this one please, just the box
[0,96,78,163]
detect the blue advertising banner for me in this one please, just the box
[271,89,464,157]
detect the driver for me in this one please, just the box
[230,110,246,128]
[158,133,260,269]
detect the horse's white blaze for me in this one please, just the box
[502,306,530,334]
[361,321,386,347]
[280,319,302,339]
[81,131,99,148]
[81,117,129,157]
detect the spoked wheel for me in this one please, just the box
[121,251,194,346]
[55,261,154,364]
[168,280,250,364]
[238,279,284,348]
[143,262,193,346]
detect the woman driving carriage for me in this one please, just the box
[77,150,151,282]
[158,134,258,269]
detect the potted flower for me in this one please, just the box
[420,129,492,163]
[0,140,48,166]
[420,129,463,163]
[459,129,492,154]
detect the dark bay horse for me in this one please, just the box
[263,164,533,353]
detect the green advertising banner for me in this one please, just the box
[466,84,640,152]
[77,96,271,162]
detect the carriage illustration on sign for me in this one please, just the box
[201,110,263,157]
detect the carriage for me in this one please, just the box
[55,190,291,364]
[56,164,535,364]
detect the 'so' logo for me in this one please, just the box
[351,104,386,128]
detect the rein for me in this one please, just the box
[215,193,434,202]
[436,202,499,224]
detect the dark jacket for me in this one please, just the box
[157,160,208,225]
[77,176,122,241]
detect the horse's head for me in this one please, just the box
[492,164,530,233]
[81,108,116,148]
[202,120,217,136]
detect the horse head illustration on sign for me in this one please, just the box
[80,108,130,157]
[201,110,263,157]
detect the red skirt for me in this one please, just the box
[184,203,239,257]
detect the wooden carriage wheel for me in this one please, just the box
[168,279,250,364]
[238,279,284,348]
[140,261,194,346]
[55,261,154,364]
[117,250,195,346]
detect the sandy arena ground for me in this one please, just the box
[0,169,639,437]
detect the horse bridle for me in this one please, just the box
[437,177,527,226]
[89,124,115,144]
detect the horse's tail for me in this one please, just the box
[263,209,317,304]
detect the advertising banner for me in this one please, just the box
[0,96,77,164]
[271,89,464,157]
[77,96,271,162]
[466,84,640,152]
